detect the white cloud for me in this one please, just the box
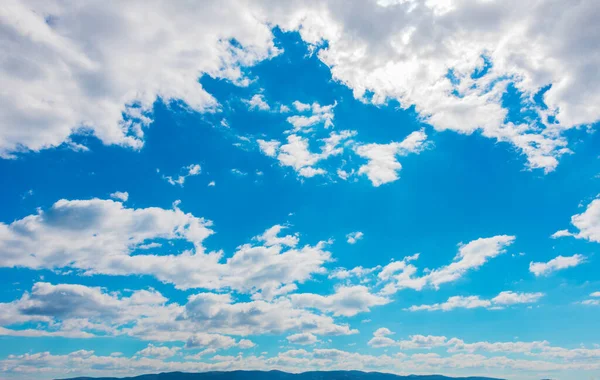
[407,296,491,312]
[287,333,318,346]
[529,254,586,276]
[245,94,270,111]
[136,344,180,359]
[184,332,254,351]
[368,330,448,349]
[0,282,356,344]
[0,282,168,339]
[447,338,551,355]
[109,191,129,202]
[354,130,427,186]
[231,168,247,176]
[336,168,354,180]
[346,231,364,244]
[407,291,544,312]
[163,164,201,186]
[0,0,280,157]
[292,101,311,112]
[208,181,216,187]
[255,224,299,248]
[379,236,515,294]
[555,197,600,243]
[257,139,281,157]
[273,131,355,178]
[373,328,393,337]
[3,1,599,173]
[298,167,326,178]
[328,266,380,281]
[492,291,545,305]
[290,286,389,317]
[551,229,573,239]
[273,0,600,172]
[182,292,357,336]
[0,198,336,295]
[286,102,335,132]
[2,343,600,380]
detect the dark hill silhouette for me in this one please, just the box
[57,370,502,380]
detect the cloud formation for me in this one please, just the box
[0,199,333,295]
[407,291,544,312]
[529,254,586,277]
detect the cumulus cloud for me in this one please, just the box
[328,266,380,281]
[273,0,600,172]
[346,231,364,244]
[379,236,515,295]
[3,342,600,380]
[366,329,600,365]
[0,282,355,345]
[3,0,599,173]
[554,197,600,243]
[136,344,180,359]
[287,332,318,346]
[581,299,600,306]
[257,139,281,157]
[273,130,356,178]
[245,94,271,111]
[286,102,335,132]
[163,164,201,186]
[182,292,356,336]
[368,330,448,350]
[373,328,393,337]
[407,291,544,312]
[290,286,390,317]
[0,198,333,295]
[551,229,573,239]
[529,254,586,276]
[109,191,129,202]
[0,0,281,157]
[0,282,168,339]
[354,130,428,186]
[185,332,254,352]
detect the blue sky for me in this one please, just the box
[1,1,600,379]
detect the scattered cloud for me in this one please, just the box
[287,333,318,346]
[257,139,281,157]
[346,231,364,244]
[0,0,282,157]
[269,131,355,178]
[354,130,428,186]
[163,164,201,186]
[231,168,248,176]
[554,197,600,243]
[136,344,180,359]
[379,236,515,294]
[290,286,390,317]
[529,254,586,276]
[109,191,129,202]
[245,94,270,111]
[407,291,544,312]
[286,102,335,132]
[0,199,336,296]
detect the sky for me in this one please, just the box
[1,1,600,379]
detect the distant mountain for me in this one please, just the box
[58,370,503,380]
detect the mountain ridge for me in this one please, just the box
[56,369,503,380]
